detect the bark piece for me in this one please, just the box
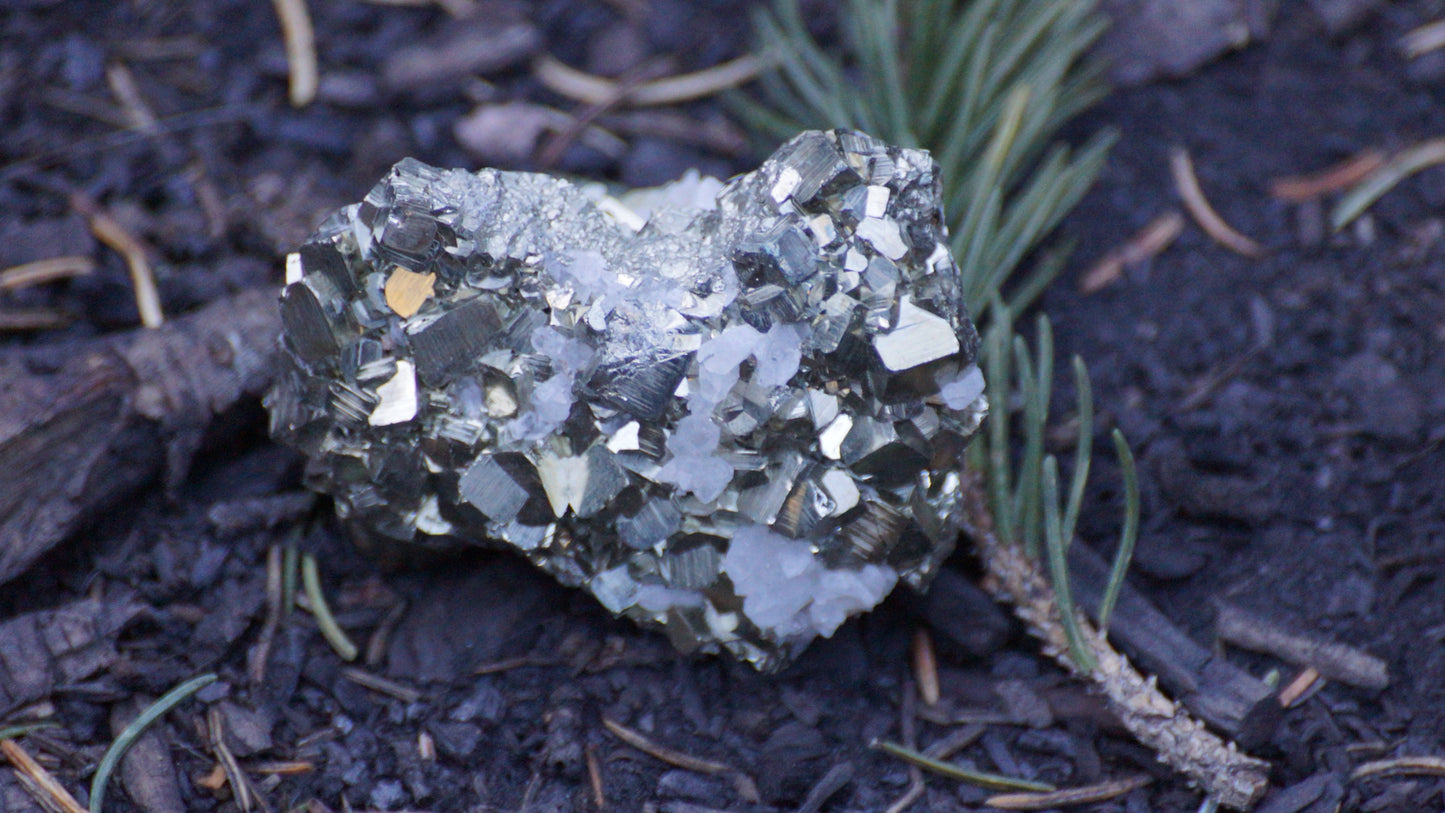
[0,287,279,586]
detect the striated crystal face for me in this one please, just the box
[268,130,987,670]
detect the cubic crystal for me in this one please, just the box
[268,129,988,671]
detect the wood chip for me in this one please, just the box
[1169,147,1265,257]
[270,0,318,107]
[1270,150,1387,202]
[1351,755,1445,781]
[384,267,436,318]
[986,774,1151,810]
[1078,210,1184,293]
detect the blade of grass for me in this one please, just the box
[873,740,1056,793]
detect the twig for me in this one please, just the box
[90,673,217,813]
[69,193,164,328]
[985,774,1151,810]
[1078,211,1183,293]
[964,472,1270,810]
[1214,602,1389,690]
[872,741,1055,793]
[535,53,774,108]
[1,739,87,813]
[0,257,95,291]
[1169,147,1265,258]
[911,629,940,706]
[1402,19,1445,57]
[1351,755,1445,781]
[1270,150,1386,202]
[270,0,318,107]
[601,717,759,803]
[1331,138,1445,230]
[300,553,359,662]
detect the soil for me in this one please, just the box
[0,1,1442,812]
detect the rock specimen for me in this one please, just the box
[268,130,987,670]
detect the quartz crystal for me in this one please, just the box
[268,130,987,670]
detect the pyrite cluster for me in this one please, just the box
[268,130,987,670]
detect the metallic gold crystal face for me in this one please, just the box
[267,130,987,671]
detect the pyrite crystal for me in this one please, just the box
[268,130,987,670]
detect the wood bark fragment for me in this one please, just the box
[0,287,280,586]
[961,473,1270,810]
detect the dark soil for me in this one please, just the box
[0,1,1442,812]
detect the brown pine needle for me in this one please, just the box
[601,718,759,803]
[1169,147,1265,258]
[911,628,940,706]
[70,194,164,328]
[1270,150,1387,202]
[271,0,318,107]
[0,309,70,332]
[1402,19,1445,57]
[105,63,160,134]
[0,256,95,290]
[873,741,1055,794]
[339,667,423,704]
[535,53,774,108]
[986,774,1151,810]
[586,744,606,810]
[1078,210,1184,293]
[1,739,87,813]
[1352,755,1445,781]
[1277,666,1322,709]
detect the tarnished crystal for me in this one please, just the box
[268,130,987,670]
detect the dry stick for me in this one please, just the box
[1269,150,1386,202]
[960,473,1269,810]
[534,53,775,108]
[986,774,1152,811]
[1214,602,1389,690]
[70,193,164,328]
[1352,756,1445,781]
[270,0,318,107]
[1078,210,1183,294]
[1,739,87,813]
[601,718,760,803]
[0,257,95,290]
[1169,147,1266,258]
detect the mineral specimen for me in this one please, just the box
[268,130,987,670]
